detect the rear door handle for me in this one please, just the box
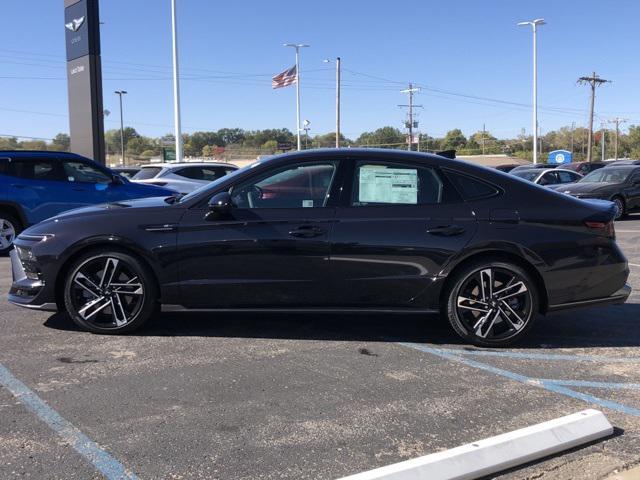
[426,225,466,236]
[289,225,326,238]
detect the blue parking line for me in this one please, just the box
[400,343,640,417]
[540,379,640,391]
[439,348,640,364]
[0,362,139,480]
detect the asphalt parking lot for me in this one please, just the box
[2,217,640,480]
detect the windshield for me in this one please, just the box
[132,166,162,180]
[512,170,540,182]
[580,167,634,183]
[178,161,261,203]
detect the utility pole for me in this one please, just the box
[608,117,627,160]
[114,91,127,165]
[577,72,610,162]
[399,83,422,151]
[323,57,341,148]
[482,123,486,155]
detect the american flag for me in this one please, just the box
[272,65,297,89]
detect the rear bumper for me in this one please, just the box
[547,283,631,313]
[7,248,58,312]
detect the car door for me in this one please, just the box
[6,157,72,224]
[175,159,340,308]
[538,171,558,186]
[328,158,478,308]
[625,171,640,209]
[557,170,581,184]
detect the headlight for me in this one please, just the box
[15,246,40,280]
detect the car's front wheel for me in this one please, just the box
[64,250,157,334]
[0,213,21,255]
[445,260,539,347]
[612,196,626,220]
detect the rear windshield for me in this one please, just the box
[581,168,634,183]
[512,170,539,182]
[132,167,162,180]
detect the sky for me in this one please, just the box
[1,0,639,143]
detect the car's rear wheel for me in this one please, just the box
[612,196,626,220]
[445,260,539,347]
[0,212,21,255]
[63,251,157,334]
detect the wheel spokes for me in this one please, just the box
[110,294,128,326]
[495,281,527,301]
[74,272,102,298]
[479,268,493,302]
[100,258,120,289]
[457,296,490,313]
[78,296,110,320]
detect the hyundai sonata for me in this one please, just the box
[8,149,631,346]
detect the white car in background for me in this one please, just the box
[131,162,238,194]
[511,167,583,187]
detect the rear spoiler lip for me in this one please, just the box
[581,198,617,223]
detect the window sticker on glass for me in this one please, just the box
[359,165,418,204]
[302,200,314,208]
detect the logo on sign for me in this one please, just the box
[65,16,85,32]
[555,153,565,164]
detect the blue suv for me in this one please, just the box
[0,151,175,253]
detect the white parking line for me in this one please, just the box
[629,263,640,267]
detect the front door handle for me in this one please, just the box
[289,225,326,238]
[426,225,466,236]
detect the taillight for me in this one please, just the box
[585,220,615,239]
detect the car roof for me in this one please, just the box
[0,150,90,159]
[141,162,236,168]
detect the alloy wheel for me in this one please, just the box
[455,267,533,341]
[0,218,16,250]
[613,198,624,220]
[68,256,145,329]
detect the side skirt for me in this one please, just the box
[161,305,440,314]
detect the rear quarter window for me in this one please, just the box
[445,170,500,200]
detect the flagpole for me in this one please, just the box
[284,44,309,151]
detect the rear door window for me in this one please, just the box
[351,162,445,206]
[132,167,162,180]
[176,166,229,182]
[63,161,112,184]
[445,171,499,200]
[8,159,65,181]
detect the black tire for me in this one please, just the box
[63,250,157,334]
[445,259,539,347]
[0,212,22,255]
[612,196,626,220]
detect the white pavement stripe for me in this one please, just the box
[629,263,640,267]
[337,410,613,480]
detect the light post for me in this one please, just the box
[284,43,310,151]
[517,18,545,164]
[171,0,183,161]
[323,57,341,148]
[114,90,127,165]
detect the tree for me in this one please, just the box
[356,126,405,147]
[217,128,245,145]
[0,137,19,150]
[51,133,70,151]
[126,136,152,156]
[261,140,278,152]
[442,129,467,150]
[201,144,218,157]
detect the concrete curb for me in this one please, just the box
[337,409,613,480]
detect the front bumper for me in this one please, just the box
[547,283,632,313]
[7,248,58,312]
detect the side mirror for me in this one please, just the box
[111,174,125,185]
[206,192,233,219]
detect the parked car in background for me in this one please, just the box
[563,162,606,175]
[0,151,175,254]
[510,163,559,173]
[494,164,521,173]
[112,167,141,179]
[131,162,238,194]
[9,149,630,347]
[511,168,582,187]
[604,159,640,167]
[549,165,640,219]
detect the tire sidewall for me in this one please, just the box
[612,197,625,220]
[446,260,539,347]
[63,250,157,334]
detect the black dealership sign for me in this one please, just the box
[64,0,105,163]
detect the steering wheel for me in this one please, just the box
[247,185,263,208]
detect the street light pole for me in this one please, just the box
[323,57,342,148]
[171,0,183,161]
[284,43,309,151]
[114,90,127,165]
[518,18,545,164]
